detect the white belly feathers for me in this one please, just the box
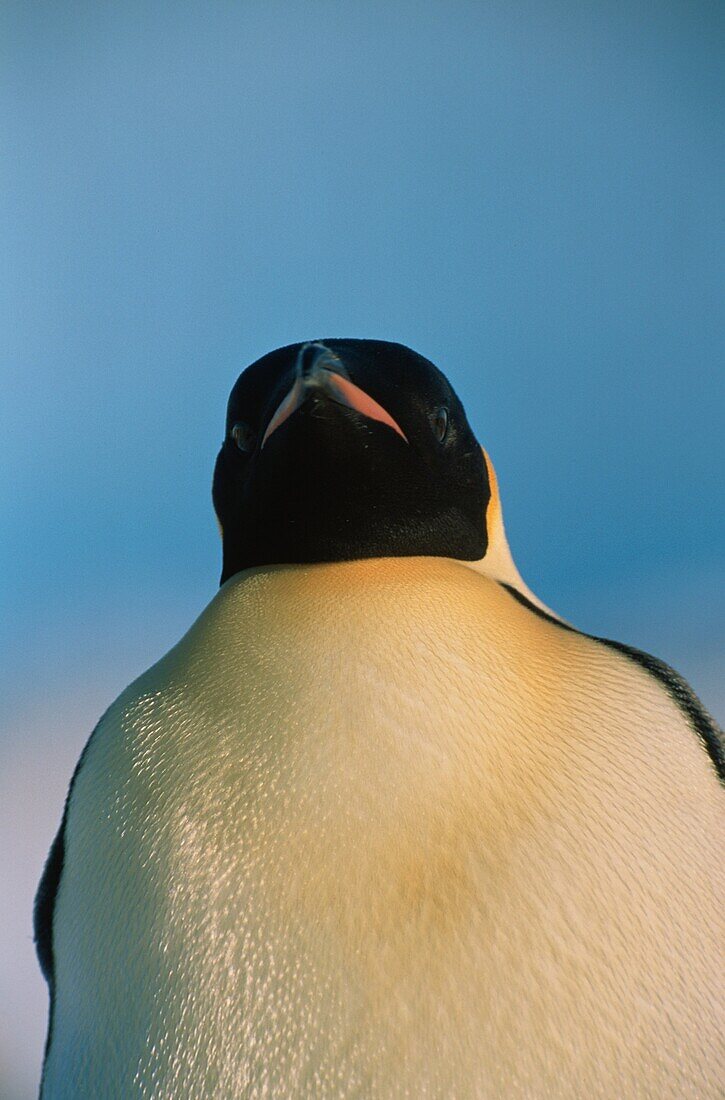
[44,558,724,1099]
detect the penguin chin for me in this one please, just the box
[217,410,487,582]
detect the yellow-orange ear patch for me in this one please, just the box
[482,447,501,530]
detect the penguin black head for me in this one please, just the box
[213,339,489,583]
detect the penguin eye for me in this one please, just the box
[230,422,257,453]
[431,406,449,443]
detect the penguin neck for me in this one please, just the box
[460,448,564,622]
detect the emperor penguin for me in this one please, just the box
[36,340,724,1099]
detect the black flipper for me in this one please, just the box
[35,720,104,1096]
[34,715,105,992]
[35,796,72,1094]
[500,582,725,784]
[34,816,67,989]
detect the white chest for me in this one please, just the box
[44,561,724,1098]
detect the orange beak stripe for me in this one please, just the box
[262,369,408,448]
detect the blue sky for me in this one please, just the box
[1,3,723,1095]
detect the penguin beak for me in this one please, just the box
[261,342,409,448]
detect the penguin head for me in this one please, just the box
[213,339,489,583]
